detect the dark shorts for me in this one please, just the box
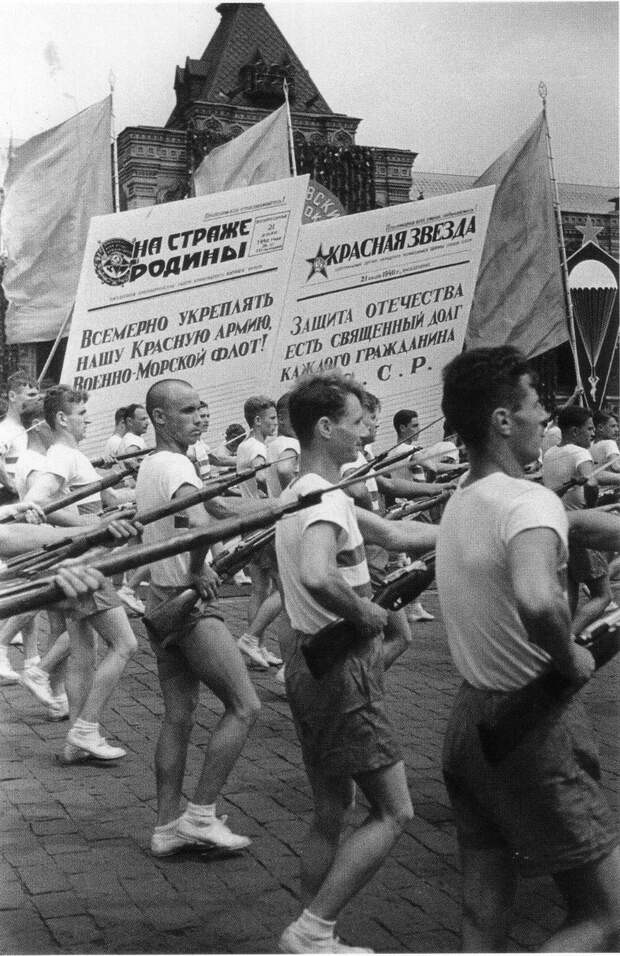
[442,680,618,877]
[67,580,123,620]
[285,629,402,778]
[247,539,278,575]
[144,583,225,664]
[568,544,608,584]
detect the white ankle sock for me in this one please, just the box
[184,801,216,823]
[296,909,336,939]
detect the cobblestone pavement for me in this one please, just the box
[0,584,618,954]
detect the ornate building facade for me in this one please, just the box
[1,1,617,401]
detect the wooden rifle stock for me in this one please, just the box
[143,527,276,643]
[477,609,620,764]
[302,554,436,679]
[0,468,132,525]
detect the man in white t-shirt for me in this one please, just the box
[437,346,618,952]
[0,370,39,502]
[235,395,281,668]
[102,407,127,461]
[274,373,436,954]
[542,405,611,634]
[136,379,260,857]
[116,403,149,461]
[592,410,620,471]
[25,386,138,762]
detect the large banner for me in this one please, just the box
[62,176,309,456]
[267,186,495,449]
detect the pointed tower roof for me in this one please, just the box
[168,3,332,127]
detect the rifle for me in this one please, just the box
[385,491,451,521]
[1,458,279,578]
[301,553,436,679]
[0,468,133,525]
[477,607,620,764]
[90,447,154,468]
[143,527,276,645]
[0,460,414,619]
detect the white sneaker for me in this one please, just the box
[176,813,251,850]
[237,633,269,670]
[47,693,70,721]
[150,827,196,857]
[0,661,20,684]
[275,664,286,685]
[279,923,373,953]
[10,632,23,646]
[66,728,126,760]
[117,584,145,615]
[262,647,283,666]
[58,743,91,765]
[19,666,56,707]
[407,601,434,622]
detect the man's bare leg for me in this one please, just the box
[73,607,137,723]
[154,659,199,825]
[181,618,260,803]
[541,846,620,952]
[459,844,518,952]
[307,760,413,920]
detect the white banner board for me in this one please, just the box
[268,186,495,449]
[61,176,309,457]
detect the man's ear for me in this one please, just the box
[490,406,512,438]
[151,407,166,427]
[316,415,332,440]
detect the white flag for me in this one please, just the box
[194,103,291,195]
[1,97,113,344]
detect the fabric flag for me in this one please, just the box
[466,112,567,357]
[1,96,113,344]
[193,103,290,195]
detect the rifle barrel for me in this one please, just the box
[0,469,132,525]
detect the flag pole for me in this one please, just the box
[283,80,297,176]
[599,335,619,409]
[36,304,73,387]
[109,71,120,212]
[538,81,584,398]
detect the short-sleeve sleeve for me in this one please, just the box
[160,453,202,500]
[502,486,568,549]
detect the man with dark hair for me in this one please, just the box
[136,379,260,856]
[0,370,39,501]
[117,403,149,459]
[25,385,138,762]
[592,410,620,474]
[437,346,619,951]
[235,394,279,667]
[543,402,611,633]
[103,407,127,460]
[275,372,436,954]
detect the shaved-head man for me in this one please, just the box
[136,379,260,856]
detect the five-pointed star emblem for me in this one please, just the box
[306,245,329,280]
[576,216,603,247]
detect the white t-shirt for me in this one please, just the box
[542,443,592,511]
[0,418,27,484]
[436,472,568,691]
[44,442,102,515]
[103,433,123,459]
[591,438,620,467]
[275,473,372,633]
[187,438,212,483]
[135,450,203,587]
[14,449,48,500]
[117,432,146,457]
[236,435,268,499]
[341,449,380,512]
[265,435,300,498]
[415,440,459,471]
[541,423,562,454]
